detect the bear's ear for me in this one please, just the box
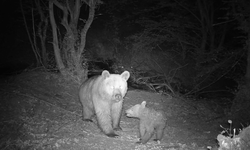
[141,101,146,107]
[102,70,110,78]
[121,71,130,81]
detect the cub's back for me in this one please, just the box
[140,108,166,127]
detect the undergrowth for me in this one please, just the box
[216,120,250,150]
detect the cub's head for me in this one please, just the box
[101,70,130,101]
[126,101,147,118]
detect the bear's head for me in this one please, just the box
[101,70,130,102]
[125,101,147,118]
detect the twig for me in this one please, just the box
[20,0,40,65]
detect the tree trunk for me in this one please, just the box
[78,0,96,59]
[76,0,96,82]
[49,1,65,72]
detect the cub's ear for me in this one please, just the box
[141,101,146,107]
[102,70,110,78]
[121,71,130,81]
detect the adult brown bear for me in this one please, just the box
[79,70,130,137]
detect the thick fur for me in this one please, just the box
[79,70,130,137]
[126,101,166,144]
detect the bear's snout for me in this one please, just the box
[115,94,122,100]
[113,89,123,101]
[125,110,133,117]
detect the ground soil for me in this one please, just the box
[0,70,228,150]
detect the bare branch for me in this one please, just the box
[52,0,64,10]
[79,0,96,56]
[20,0,40,65]
[174,0,201,25]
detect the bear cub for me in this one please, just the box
[126,101,166,144]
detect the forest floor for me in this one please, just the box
[0,70,231,150]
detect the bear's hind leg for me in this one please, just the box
[138,128,154,144]
[111,100,123,130]
[82,105,94,122]
[96,103,118,137]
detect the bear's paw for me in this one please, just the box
[106,132,119,138]
[113,126,122,131]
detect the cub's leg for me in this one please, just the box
[95,101,118,137]
[138,128,154,144]
[111,100,123,130]
[154,125,165,142]
[139,123,146,138]
[136,123,147,143]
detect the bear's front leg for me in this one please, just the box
[154,125,165,142]
[111,100,123,131]
[139,123,146,139]
[138,128,154,144]
[95,102,118,137]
